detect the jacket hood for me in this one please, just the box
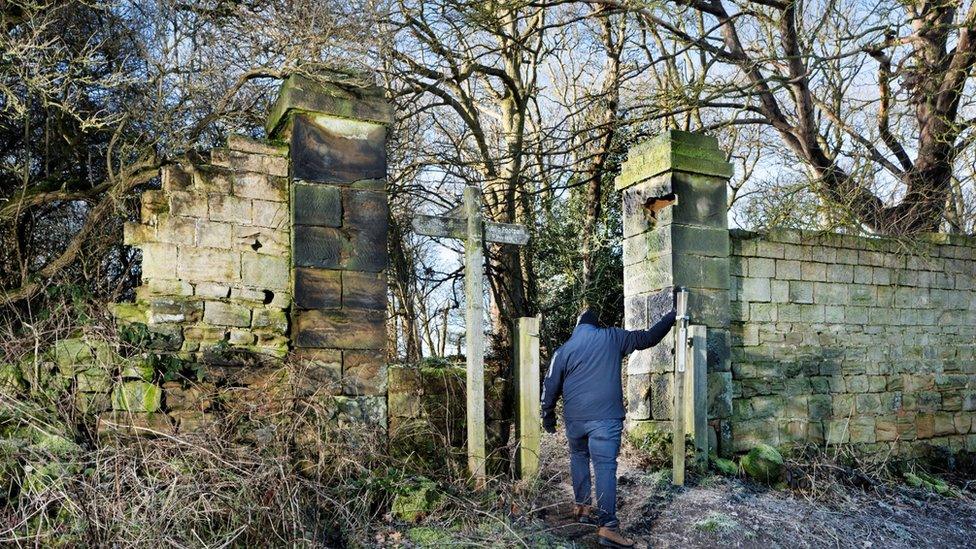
[577,310,603,328]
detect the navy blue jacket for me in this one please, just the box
[541,310,676,422]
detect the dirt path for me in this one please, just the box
[536,435,976,548]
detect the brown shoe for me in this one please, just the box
[572,503,597,525]
[598,526,635,548]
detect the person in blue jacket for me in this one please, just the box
[541,304,676,548]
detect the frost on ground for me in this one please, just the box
[535,433,976,548]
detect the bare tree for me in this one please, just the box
[587,0,976,234]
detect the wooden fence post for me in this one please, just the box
[514,315,541,479]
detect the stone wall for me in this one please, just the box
[102,74,394,434]
[618,130,976,458]
[730,230,976,455]
[120,134,291,358]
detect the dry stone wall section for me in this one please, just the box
[122,135,292,358]
[730,230,976,455]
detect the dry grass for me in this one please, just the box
[0,294,559,547]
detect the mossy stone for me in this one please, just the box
[710,455,739,476]
[0,362,24,392]
[52,338,113,374]
[120,359,154,381]
[112,381,162,412]
[75,368,112,393]
[392,478,443,523]
[110,302,148,325]
[740,443,784,483]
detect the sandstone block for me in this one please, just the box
[140,243,179,280]
[192,166,233,194]
[800,262,826,282]
[168,191,207,218]
[213,148,288,176]
[292,348,343,396]
[203,301,251,327]
[344,226,388,273]
[825,419,850,444]
[626,374,651,420]
[195,282,230,299]
[290,114,387,184]
[252,199,289,230]
[227,134,289,156]
[335,395,387,428]
[234,225,289,256]
[342,271,387,310]
[156,215,196,245]
[178,247,241,282]
[294,309,386,349]
[776,260,801,280]
[228,329,256,345]
[142,190,169,222]
[741,278,770,302]
[241,253,290,290]
[294,225,345,268]
[234,172,288,202]
[195,220,233,249]
[162,164,193,192]
[97,411,174,437]
[749,257,775,278]
[112,381,162,413]
[124,222,155,246]
[342,350,387,396]
[209,194,251,223]
[76,368,112,393]
[295,267,341,309]
[252,308,288,332]
[294,183,342,227]
[164,382,214,411]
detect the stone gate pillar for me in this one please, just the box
[267,74,392,428]
[617,130,735,455]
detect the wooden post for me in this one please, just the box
[463,186,487,487]
[514,315,541,479]
[686,325,708,466]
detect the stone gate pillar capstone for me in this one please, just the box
[267,74,392,428]
[617,130,735,455]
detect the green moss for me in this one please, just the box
[740,443,784,483]
[111,381,162,412]
[51,338,113,375]
[392,478,444,523]
[407,526,453,546]
[711,455,739,476]
[0,362,24,392]
[905,471,959,497]
[110,302,148,325]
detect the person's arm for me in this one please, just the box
[540,348,566,433]
[614,310,677,355]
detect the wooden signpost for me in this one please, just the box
[412,185,530,487]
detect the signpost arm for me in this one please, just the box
[464,185,487,487]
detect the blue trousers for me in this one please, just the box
[565,419,623,527]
